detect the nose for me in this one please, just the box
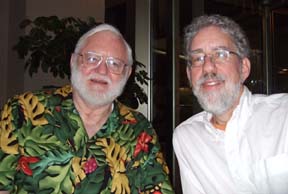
[202,55,216,73]
[95,59,108,75]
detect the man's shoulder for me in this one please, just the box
[175,111,206,131]
[173,111,208,147]
[115,101,149,122]
[2,85,72,109]
[251,92,288,109]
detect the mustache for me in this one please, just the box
[87,73,112,85]
[197,73,226,85]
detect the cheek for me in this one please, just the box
[107,73,125,86]
[223,65,242,83]
[80,66,97,75]
[112,74,125,83]
[83,68,92,75]
[189,69,202,85]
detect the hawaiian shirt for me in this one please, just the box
[0,85,174,194]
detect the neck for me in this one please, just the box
[211,86,244,131]
[211,115,228,130]
[73,94,113,138]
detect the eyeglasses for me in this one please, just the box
[187,48,241,68]
[75,52,128,74]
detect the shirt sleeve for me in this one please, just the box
[128,112,175,194]
[173,128,205,194]
[0,100,20,191]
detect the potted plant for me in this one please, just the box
[13,16,149,109]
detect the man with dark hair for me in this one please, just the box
[173,15,288,194]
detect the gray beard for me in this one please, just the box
[192,74,242,116]
[71,65,128,107]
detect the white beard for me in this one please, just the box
[71,64,128,107]
[192,73,241,116]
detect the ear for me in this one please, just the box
[70,53,76,68]
[127,65,132,77]
[241,57,251,83]
[186,66,192,83]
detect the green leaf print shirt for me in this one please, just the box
[0,85,174,194]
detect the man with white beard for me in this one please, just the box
[173,15,288,194]
[0,24,174,194]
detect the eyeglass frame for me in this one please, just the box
[186,47,241,68]
[75,51,129,74]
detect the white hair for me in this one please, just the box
[74,23,133,65]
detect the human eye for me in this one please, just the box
[86,54,101,64]
[214,50,229,60]
[191,54,204,66]
[106,58,123,69]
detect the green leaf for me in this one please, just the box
[74,165,106,194]
[18,120,63,156]
[38,161,73,194]
[0,154,18,189]
[31,149,73,177]
[19,19,32,28]
[112,124,136,155]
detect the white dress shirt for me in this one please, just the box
[173,87,288,194]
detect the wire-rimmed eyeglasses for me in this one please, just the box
[75,51,128,74]
[187,48,241,68]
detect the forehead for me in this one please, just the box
[82,30,127,56]
[190,26,236,51]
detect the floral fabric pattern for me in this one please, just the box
[0,85,174,194]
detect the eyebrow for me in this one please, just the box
[188,49,204,54]
[212,46,232,51]
[189,46,234,54]
[86,51,102,55]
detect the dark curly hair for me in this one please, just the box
[184,14,251,60]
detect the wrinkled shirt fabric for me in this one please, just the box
[173,87,288,194]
